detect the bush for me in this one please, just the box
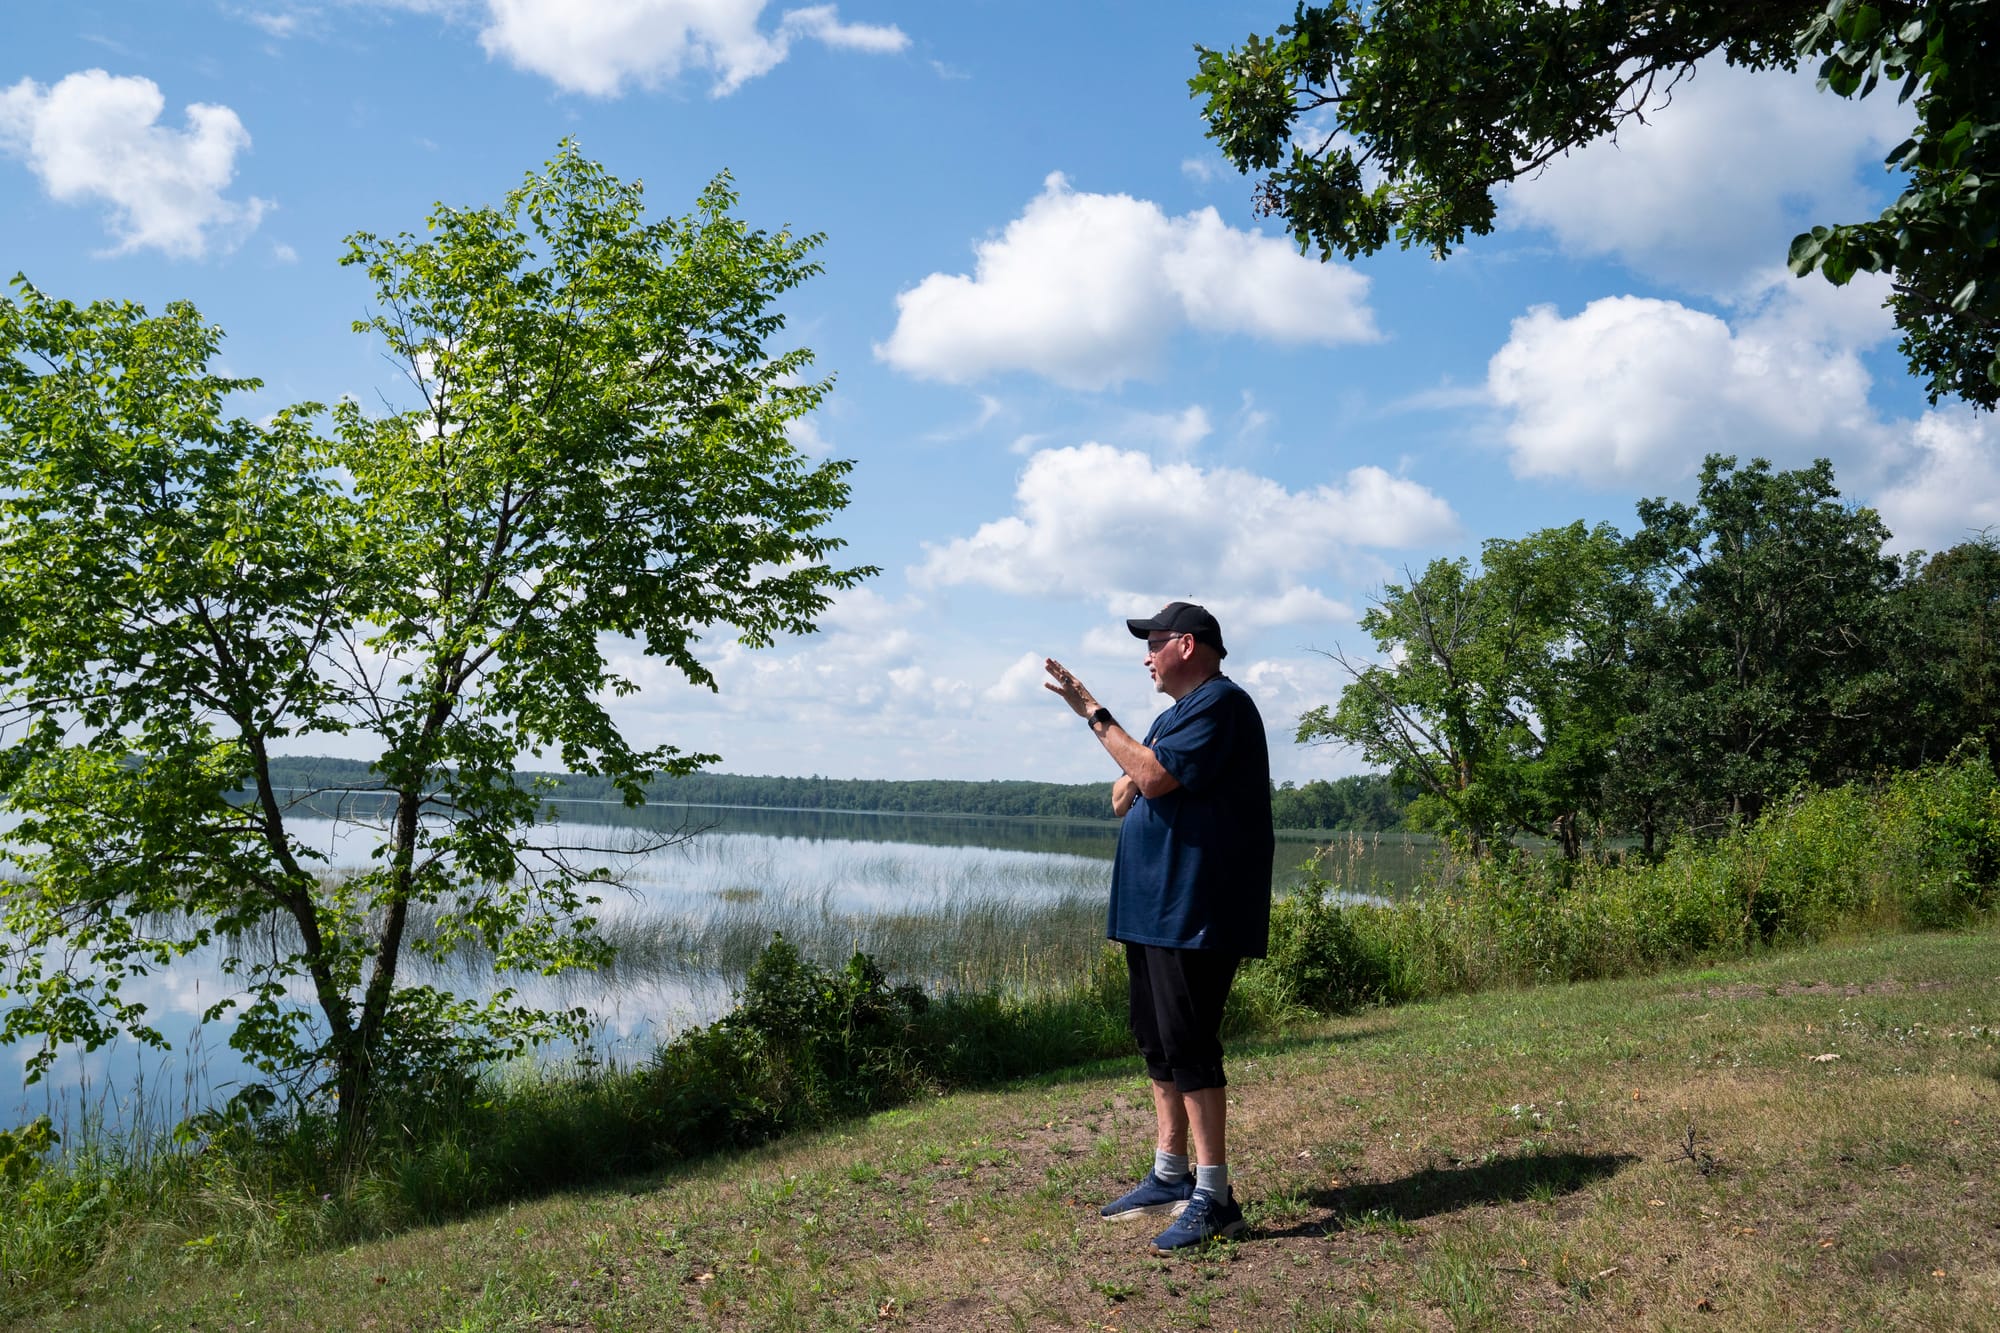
[642,933,933,1153]
[1256,755,2000,1013]
[1250,879,1392,1012]
[1880,753,2000,927]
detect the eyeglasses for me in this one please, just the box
[1145,633,1188,655]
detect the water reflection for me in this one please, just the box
[6,800,1434,1131]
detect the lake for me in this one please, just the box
[4,799,1436,1132]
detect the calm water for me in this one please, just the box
[4,800,1434,1131]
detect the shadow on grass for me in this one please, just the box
[1257,1148,1636,1239]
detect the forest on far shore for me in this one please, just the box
[257,756,1410,832]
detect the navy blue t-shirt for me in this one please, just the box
[1108,675,1274,958]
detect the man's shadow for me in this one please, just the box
[1257,1148,1637,1239]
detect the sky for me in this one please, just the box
[3,1,1996,787]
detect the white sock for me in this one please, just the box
[1153,1150,1189,1182]
[1195,1163,1229,1202]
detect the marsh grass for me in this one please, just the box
[589,886,1111,997]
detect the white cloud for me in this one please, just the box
[1874,410,2000,554]
[0,70,270,258]
[912,443,1457,623]
[922,393,1002,442]
[477,0,908,97]
[780,4,904,52]
[1500,58,1912,293]
[785,415,833,456]
[1481,280,2000,549]
[1486,288,1889,488]
[1122,404,1213,454]
[876,173,1377,390]
[609,587,962,724]
[238,8,308,38]
[1230,655,1350,733]
[1180,155,1220,185]
[983,651,1047,704]
[271,240,299,263]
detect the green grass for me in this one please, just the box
[11,924,1999,1330]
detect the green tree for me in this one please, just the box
[1299,521,1636,856]
[0,143,870,1152]
[1190,1,2000,406]
[1883,535,2000,769]
[1623,455,1900,827]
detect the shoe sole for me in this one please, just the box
[1149,1217,1246,1252]
[1100,1198,1191,1221]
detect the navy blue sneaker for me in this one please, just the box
[1098,1169,1195,1220]
[1149,1189,1245,1251]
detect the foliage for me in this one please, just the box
[1883,534,2000,772]
[1251,754,2000,1009]
[1190,0,2000,407]
[646,934,934,1147]
[1625,455,1901,827]
[1299,520,1638,855]
[1787,0,2000,406]
[1304,455,1922,852]
[1259,876,1393,1011]
[0,142,870,1151]
[1270,773,1409,831]
[1877,747,2000,924]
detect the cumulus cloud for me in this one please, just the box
[983,651,1047,704]
[1500,58,1912,293]
[1874,410,2000,554]
[478,0,908,97]
[1486,285,1891,488]
[877,173,1377,389]
[0,70,270,258]
[1480,277,2000,549]
[1180,155,1221,185]
[607,586,971,726]
[912,443,1456,625]
[1122,404,1213,454]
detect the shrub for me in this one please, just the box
[1252,879,1392,1012]
[1879,753,2000,926]
[1258,755,2000,1014]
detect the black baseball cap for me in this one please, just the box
[1126,601,1227,658]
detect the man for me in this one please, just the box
[1044,601,1274,1252]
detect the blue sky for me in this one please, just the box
[4,1,1994,785]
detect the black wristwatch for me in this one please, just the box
[1087,706,1115,731]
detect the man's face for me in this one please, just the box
[1144,631,1195,694]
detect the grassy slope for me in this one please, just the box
[25,924,2000,1332]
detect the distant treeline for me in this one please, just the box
[259,756,1408,832]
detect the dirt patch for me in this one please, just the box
[1864,1246,1935,1282]
[1674,979,1951,1000]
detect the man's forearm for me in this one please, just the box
[1089,715,1178,798]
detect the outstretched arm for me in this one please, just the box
[1044,658,1180,799]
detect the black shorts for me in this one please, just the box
[1125,942,1240,1094]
